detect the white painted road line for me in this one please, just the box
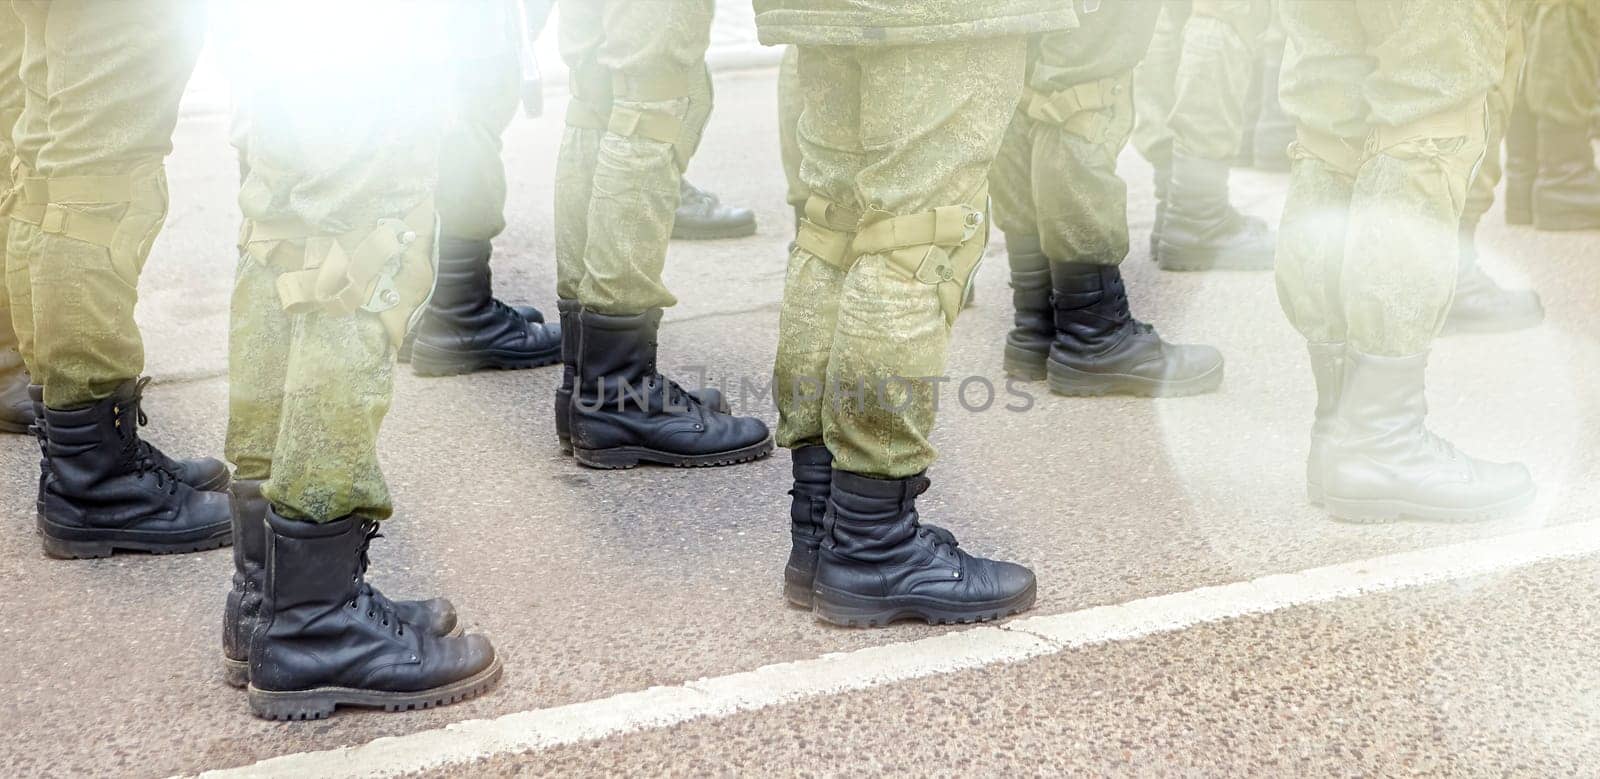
[193,520,1600,779]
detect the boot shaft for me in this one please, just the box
[576,309,661,395]
[1333,349,1429,452]
[789,445,832,534]
[825,470,928,562]
[1307,342,1344,434]
[43,380,161,497]
[262,511,366,617]
[427,238,495,312]
[1006,234,1052,333]
[1049,262,1131,347]
[231,480,270,590]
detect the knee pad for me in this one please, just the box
[37,162,168,285]
[852,185,991,326]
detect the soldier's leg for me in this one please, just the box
[1524,0,1600,230]
[1322,0,1532,523]
[408,7,561,377]
[1043,82,1225,396]
[990,105,1053,381]
[778,46,807,232]
[0,2,31,434]
[565,0,771,470]
[1158,0,1277,271]
[810,38,1037,627]
[226,7,498,718]
[771,44,865,607]
[673,64,758,242]
[1448,0,1546,335]
[1250,11,1295,171]
[1133,0,1190,261]
[25,0,232,559]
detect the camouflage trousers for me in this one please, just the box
[3,0,203,409]
[1275,0,1506,356]
[773,39,1026,479]
[224,4,449,524]
[1523,0,1600,127]
[0,4,21,380]
[438,1,525,243]
[1133,0,1273,165]
[553,0,714,315]
[1464,0,1532,231]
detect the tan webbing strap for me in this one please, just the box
[36,174,139,248]
[275,204,425,317]
[607,105,682,144]
[854,204,984,265]
[1024,73,1130,143]
[1370,101,1485,156]
[1292,126,1362,179]
[795,194,861,270]
[854,184,992,324]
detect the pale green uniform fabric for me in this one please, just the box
[4,0,204,409]
[552,0,715,315]
[1464,0,1532,233]
[778,46,806,215]
[224,3,451,523]
[1274,0,1506,355]
[991,4,1162,268]
[1133,0,1272,165]
[1524,0,1600,128]
[0,5,23,382]
[761,1,1074,478]
[438,0,524,243]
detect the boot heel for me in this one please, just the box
[221,656,250,689]
[38,531,113,559]
[573,446,641,470]
[1002,345,1047,380]
[247,686,337,721]
[783,568,814,609]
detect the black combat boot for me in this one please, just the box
[410,237,561,376]
[37,383,233,558]
[222,481,460,688]
[569,309,771,469]
[1504,102,1538,226]
[784,445,832,607]
[1442,220,1544,335]
[555,300,726,456]
[28,384,46,502]
[671,178,756,240]
[0,363,30,435]
[246,510,501,720]
[1157,154,1276,271]
[811,471,1036,627]
[1531,121,1600,231]
[1045,262,1224,397]
[1001,235,1054,380]
[1321,349,1535,524]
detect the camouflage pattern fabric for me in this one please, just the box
[772,39,1027,478]
[779,46,806,214]
[5,0,203,409]
[1275,0,1506,355]
[991,4,1161,268]
[437,0,524,243]
[1134,0,1272,165]
[753,0,1075,46]
[552,0,714,315]
[1464,0,1531,232]
[1523,0,1600,127]
[224,2,451,524]
[0,4,22,379]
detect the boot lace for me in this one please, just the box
[117,378,177,492]
[350,521,406,637]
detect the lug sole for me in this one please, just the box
[37,512,233,559]
[1324,485,1536,525]
[1046,361,1223,398]
[812,581,1037,628]
[1002,345,1047,381]
[247,655,503,721]
[1155,242,1275,272]
[671,221,758,241]
[573,435,774,470]
[222,622,463,689]
[410,344,561,377]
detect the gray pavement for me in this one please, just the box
[3,68,1599,778]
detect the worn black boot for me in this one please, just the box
[222,481,460,688]
[1442,221,1544,335]
[1001,235,1054,380]
[1505,101,1538,226]
[784,445,832,607]
[671,178,756,240]
[400,305,541,363]
[811,471,1036,627]
[1045,263,1223,397]
[246,510,501,720]
[570,309,771,469]
[0,364,30,435]
[555,300,726,456]
[37,384,233,558]
[1157,154,1276,271]
[410,237,561,376]
[1531,121,1600,231]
